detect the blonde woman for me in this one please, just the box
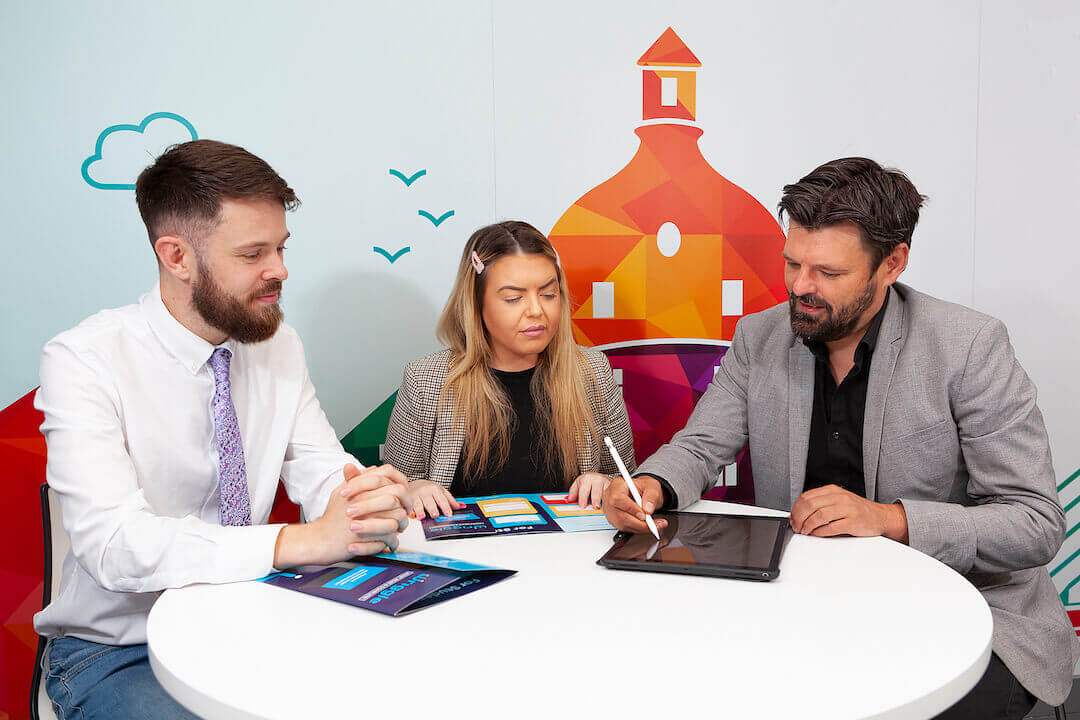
[384,221,635,519]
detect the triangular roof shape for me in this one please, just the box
[637,27,701,67]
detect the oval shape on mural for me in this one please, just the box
[656,221,681,257]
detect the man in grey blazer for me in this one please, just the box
[603,157,1078,718]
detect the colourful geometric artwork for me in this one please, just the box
[603,343,754,504]
[0,390,47,720]
[341,391,399,466]
[550,28,787,497]
[1049,467,1080,644]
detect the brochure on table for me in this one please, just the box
[421,492,613,540]
[257,550,515,616]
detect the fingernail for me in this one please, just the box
[644,501,654,513]
[346,506,356,517]
[350,522,362,531]
[339,488,348,496]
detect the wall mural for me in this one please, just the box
[1051,468,1080,639]
[0,393,46,718]
[81,112,198,190]
[375,167,456,264]
[2,19,1078,719]
[549,28,787,500]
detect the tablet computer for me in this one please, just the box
[596,511,791,581]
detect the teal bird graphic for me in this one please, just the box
[373,246,410,263]
[389,169,426,186]
[418,210,454,227]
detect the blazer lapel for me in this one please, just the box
[863,285,905,500]
[788,341,815,507]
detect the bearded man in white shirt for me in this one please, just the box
[34,139,409,720]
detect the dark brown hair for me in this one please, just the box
[135,139,299,250]
[778,157,926,270]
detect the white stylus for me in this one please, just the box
[604,436,660,540]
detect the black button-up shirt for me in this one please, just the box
[802,293,889,498]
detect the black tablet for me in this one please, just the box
[596,511,791,581]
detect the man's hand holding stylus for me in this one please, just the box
[602,474,669,534]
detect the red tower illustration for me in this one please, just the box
[550,28,788,497]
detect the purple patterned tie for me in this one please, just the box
[209,348,251,526]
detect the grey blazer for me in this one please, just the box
[384,346,635,489]
[638,282,1079,705]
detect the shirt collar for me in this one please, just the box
[141,282,238,375]
[803,290,890,368]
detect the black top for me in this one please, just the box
[450,367,561,497]
[801,293,890,497]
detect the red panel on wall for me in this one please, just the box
[0,389,300,719]
[0,390,46,720]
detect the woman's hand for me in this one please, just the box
[566,472,611,509]
[409,479,464,519]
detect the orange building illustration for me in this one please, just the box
[550,28,788,490]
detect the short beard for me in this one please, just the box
[788,278,877,343]
[191,261,283,344]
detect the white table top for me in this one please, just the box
[148,500,991,720]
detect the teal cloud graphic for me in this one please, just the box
[81,112,198,190]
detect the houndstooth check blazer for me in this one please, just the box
[384,346,635,489]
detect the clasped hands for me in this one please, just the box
[274,463,411,568]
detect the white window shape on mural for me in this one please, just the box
[613,368,623,386]
[660,76,678,106]
[592,281,615,318]
[714,462,738,488]
[722,279,743,315]
[724,462,738,486]
[656,221,681,257]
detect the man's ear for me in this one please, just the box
[154,235,195,281]
[882,243,910,283]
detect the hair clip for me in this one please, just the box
[470,251,485,275]
[553,248,562,268]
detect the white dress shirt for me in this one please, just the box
[34,284,355,645]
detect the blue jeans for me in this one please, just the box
[44,636,199,720]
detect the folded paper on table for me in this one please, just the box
[257,550,515,616]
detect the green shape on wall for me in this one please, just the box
[341,391,398,466]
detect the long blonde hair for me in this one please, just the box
[436,221,599,487]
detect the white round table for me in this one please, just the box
[147,500,991,720]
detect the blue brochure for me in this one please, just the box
[257,549,515,616]
[421,492,613,540]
